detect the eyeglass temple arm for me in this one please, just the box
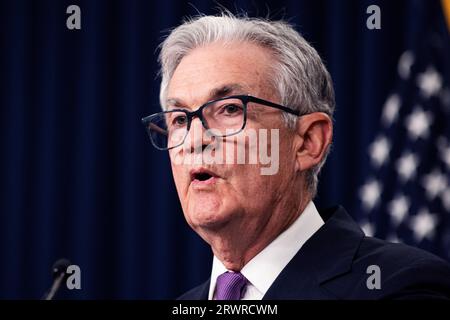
[246,96,301,116]
[148,123,168,136]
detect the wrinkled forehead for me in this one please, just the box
[166,83,249,110]
[166,42,276,108]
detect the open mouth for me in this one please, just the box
[190,168,218,185]
[193,172,213,181]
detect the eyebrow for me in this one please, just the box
[166,83,248,110]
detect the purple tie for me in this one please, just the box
[214,272,248,300]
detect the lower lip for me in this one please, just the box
[191,176,218,188]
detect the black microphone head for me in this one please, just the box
[52,258,71,278]
[42,258,72,300]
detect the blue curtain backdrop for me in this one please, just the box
[0,0,447,299]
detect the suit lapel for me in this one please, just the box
[263,206,365,299]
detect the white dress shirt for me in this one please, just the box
[208,201,324,300]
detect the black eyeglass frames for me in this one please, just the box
[141,95,301,150]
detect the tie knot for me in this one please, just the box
[214,271,248,300]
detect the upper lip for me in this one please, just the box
[189,167,220,182]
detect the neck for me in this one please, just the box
[207,194,311,271]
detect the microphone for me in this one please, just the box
[42,258,71,300]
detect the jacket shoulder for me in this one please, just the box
[176,279,210,300]
[335,236,450,299]
[356,236,446,267]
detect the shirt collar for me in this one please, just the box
[208,201,324,299]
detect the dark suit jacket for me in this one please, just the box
[178,205,450,299]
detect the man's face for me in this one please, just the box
[166,42,299,241]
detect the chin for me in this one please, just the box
[188,208,233,231]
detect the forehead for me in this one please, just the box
[166,41,274,106]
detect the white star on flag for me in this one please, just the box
[442,189,450,211]
[369,135,390,167]
[398,51,414,80]
[409,208,438,242]
[388,194,410,226]
[417,66,442,97]
[360,221,375,237]
[359,179,382,211]
[382,94,401,126]
[422,169,448,200]
[405,106,433,140]
[396,152,419,182]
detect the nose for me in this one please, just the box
[184,117,214,154]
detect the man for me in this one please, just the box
[142,13,450,299]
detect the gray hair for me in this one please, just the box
[158,12,335,198]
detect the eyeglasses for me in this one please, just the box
[141,95,302,150]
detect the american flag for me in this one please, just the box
[356,4,450,261]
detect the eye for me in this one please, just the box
[220,104,243,115]
[172,114,188,126]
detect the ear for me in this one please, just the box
[294,112,333,172]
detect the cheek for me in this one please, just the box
[223,172,283,221]
[170,163,187,193]
[227,166,270,202]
